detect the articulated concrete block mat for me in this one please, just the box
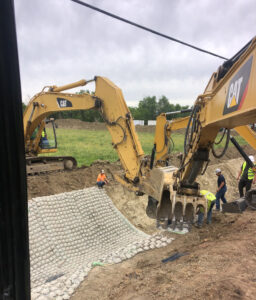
[29,187,173,299]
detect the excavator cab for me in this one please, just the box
[29,118,57,154]
[38,118,57,153]
[26,118,75,175]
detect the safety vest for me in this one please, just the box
[200,190,216,212]
[241,161,255,180]
[97,173,106,182]
[41,131,45,138]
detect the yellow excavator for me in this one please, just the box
[157,36,256,220]
[146,36,256,223]
[23,77,147,175]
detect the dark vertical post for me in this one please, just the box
[230,136,254,168]
[0,1,31,299]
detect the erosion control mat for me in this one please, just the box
[29,187,173,300]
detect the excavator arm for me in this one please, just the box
[153,113,256,171]
[153,114,190,165]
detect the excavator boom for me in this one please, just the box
[178,37,256,187]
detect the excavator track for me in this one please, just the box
[26,156,77,175]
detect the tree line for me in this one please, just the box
[22,90,190,123]
[129,95,189,121]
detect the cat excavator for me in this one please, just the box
[23,77,146,175]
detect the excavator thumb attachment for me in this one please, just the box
[222,188,256,213]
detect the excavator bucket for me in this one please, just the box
[245,189,256,210]
[222,188,256,213]
[222,198,247,213]
[146,196,159,219]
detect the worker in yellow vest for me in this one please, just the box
[237,155,256,197]
[195,190,216,228]
[40,129,49,149]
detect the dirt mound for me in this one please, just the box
[55,119,106,130]
[209,144,255,165]
[165,144,254,168]
[55,118,157,133]
[27,160,120,197]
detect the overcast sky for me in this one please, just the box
[15,0,256,107]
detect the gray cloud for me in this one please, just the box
[15,0,256,107]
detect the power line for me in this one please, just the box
[70,0,228,60]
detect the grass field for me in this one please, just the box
[43,128,247,166]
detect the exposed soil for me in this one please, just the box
[55,119,157,133]
[27,160,121,200]
[71,210,256,300]
[27,143,256,299]
[27,144,255,199]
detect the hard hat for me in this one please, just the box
[215,168,221,174]
[200,190,208,196]
[101,169,105,173]
[249,155,255,163]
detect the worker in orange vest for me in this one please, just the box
[97,170,109,188]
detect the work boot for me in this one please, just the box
[194,223,202,228]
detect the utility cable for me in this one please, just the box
[70,0,228,60]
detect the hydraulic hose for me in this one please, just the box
[212,129,230,158]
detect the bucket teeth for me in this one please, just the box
[146,196,159,219]
[151,189,208,231]
[171,216,176,230]
[156,215,188,232]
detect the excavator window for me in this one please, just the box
[39,119,57,150]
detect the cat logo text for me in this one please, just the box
[223,56,252,115]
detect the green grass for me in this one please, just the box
[42,128,247,166]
